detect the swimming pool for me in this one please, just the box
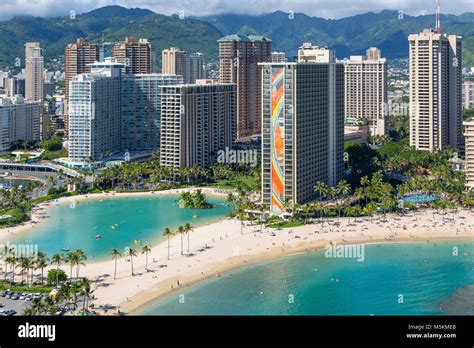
[401,194,440,204]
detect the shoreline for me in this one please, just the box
[1,188,473,316]
[0,187,231,245]
[131,236,473,315]
[84,209,473,315]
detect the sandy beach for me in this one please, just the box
[0,187,230,244]
[1,189,473,315]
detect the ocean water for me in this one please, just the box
[141,241,474,315]
[9,195,233,260]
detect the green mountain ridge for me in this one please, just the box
[0,6,473,69]
[0,6,222,69]
[201,9,474,66]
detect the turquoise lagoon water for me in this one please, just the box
[10,195,233,260]
[141,241,474,315]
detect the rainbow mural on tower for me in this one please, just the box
[271,67,285,213]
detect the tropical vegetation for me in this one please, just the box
[179,190,213,209]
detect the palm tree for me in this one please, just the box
[311,201,323,222]
[20,257,33,285]
[141,245,151,271]
[184,223,193,253]
[110,249,121,280]
[2,245,11,281]
[51,254,63,286]
[75,250,87,280]
[344,205,354,223]
[328,187,338,202]
[10,254,18,283]
[283,198,294,218]
[235,203,246,235]
[360,176,370,204]
[314,181,328,202]
[65,252,75,282]
[29,297,46,315]
[337,180,352,199]
[57,282,72,307]
[177,226,185,255]
[79,278,94,311]
[163,228,173,260]
[4,255,14,283]
[126,247,137,276]
[35,252,48,285]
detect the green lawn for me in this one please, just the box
[211,175,260,191]
[41,148,68,160]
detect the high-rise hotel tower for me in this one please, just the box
[219,35,272,139]
[343,47,388,136]
[68,58,123,162]
[25,42,44,102]
[160,80,236,171]
[64,39,100,135]
[112,37,156,75]
[261,45,345,214]
[408,29,463,152]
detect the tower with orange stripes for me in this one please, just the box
[260,45,345,214]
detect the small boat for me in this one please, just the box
[62,247,70,252]
[111,224,118,229]
[95,234,102,240]
[192,215,198,219]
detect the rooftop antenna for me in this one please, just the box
[436,0,441,34]
[102,32,105,48]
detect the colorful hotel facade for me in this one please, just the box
[260,46,345,214]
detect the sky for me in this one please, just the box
[0,0,473,20]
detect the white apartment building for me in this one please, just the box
[464,119,474,189]
[342,48,388,136]
[463,80,474,110]
[68,58,123,162]
[0,96,41,152]
[271,52,287,63]
[298,43,336,63]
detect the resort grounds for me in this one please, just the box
[0,188,473,315]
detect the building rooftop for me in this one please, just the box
[218,34,272,42]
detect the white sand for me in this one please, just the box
[1,190,473,315]
[0,188,230,244]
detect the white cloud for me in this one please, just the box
[0,0,473,20]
